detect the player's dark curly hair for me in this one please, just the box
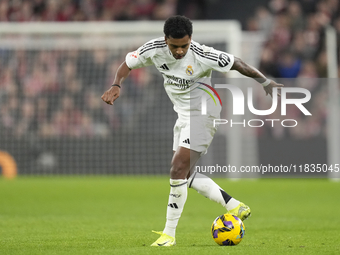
[163,15,193,39]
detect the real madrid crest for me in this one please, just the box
[186,65,194,76]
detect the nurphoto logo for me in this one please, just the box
[200,84,312,128]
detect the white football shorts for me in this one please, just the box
[172,114,218,154]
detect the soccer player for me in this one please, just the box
[101,15,283,246]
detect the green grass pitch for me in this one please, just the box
[0,177,339,255]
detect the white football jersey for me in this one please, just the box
[125,37,234,117]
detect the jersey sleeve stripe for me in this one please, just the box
[190,44,219,58]
[141,41,166,49]
[140,45,167,55]
[190,46,218,62]
[140,43,166,51]
[140,40,166,54]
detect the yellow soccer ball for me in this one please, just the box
[211,213,245,246]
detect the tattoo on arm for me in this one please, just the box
[231,57,266,82]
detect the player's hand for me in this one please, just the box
[101,86,120,105]
[264,80,284,97]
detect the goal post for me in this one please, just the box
[325,25,340,180]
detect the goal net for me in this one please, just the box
[0,21,264,176]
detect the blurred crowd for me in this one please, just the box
[247,0,339,139]
[249,0,339,78]
[1,49,111,138]
[0,47,158,138]
[0,0,339,140]
[0,0,207,21]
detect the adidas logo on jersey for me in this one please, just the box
[182,138,190,144]
[160,64,169,70]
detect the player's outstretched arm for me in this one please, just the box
[231,57,284,97]
[101,61,131,105]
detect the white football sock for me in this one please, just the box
[188,172,240,211]
[163,179,188,238]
